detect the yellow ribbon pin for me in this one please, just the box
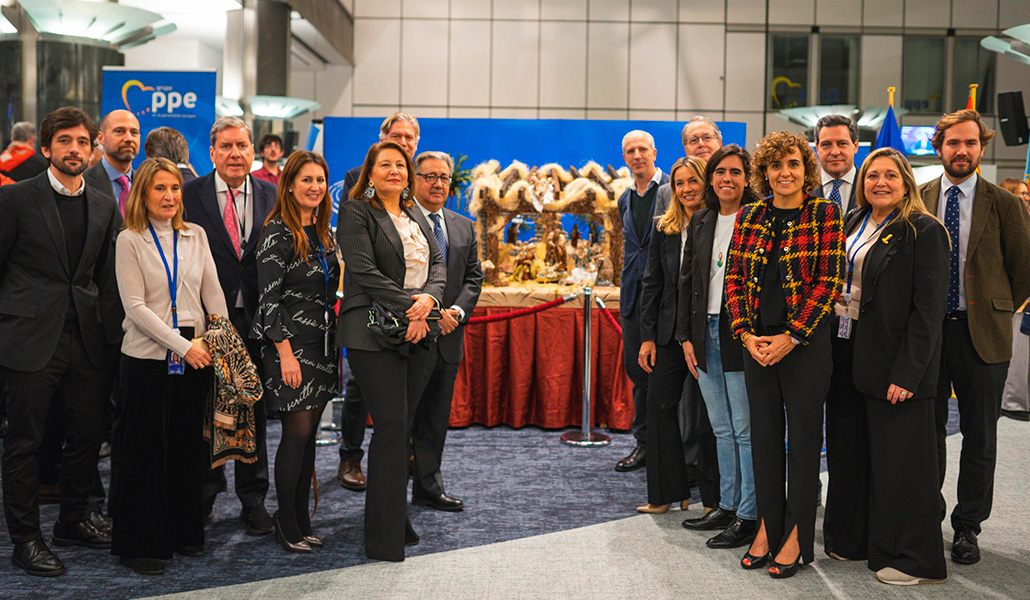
[882,234,893,244]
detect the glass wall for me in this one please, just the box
[768,34,809,110]
[902,36,945,113]
[0,40,22,146]
[953,37,995,113]
[820,35,859,106]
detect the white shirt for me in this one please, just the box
[820,165,857,209]
[47,168,84,196]
[936,173,977,311]
[707,211,737,315]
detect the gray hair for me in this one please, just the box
[209,116,252,147]
[681,115,723,146]
[144,127,190,164]
[814,114,858,144]
[622,130,656,153]
[413,151,453,173]
[379,112,420,141]
[11,121,35,143]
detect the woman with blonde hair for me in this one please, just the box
[252,151,340,553]
[636,156,719,515]
[823,147,950,585]
[112,158,228,575]
[725,131,844,578]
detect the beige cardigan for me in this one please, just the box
[116,220,229,360]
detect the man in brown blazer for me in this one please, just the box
[919,110,1030,566]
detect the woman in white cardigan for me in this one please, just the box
[111,158,228,576]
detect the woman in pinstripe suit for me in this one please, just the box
[335,141,445,562]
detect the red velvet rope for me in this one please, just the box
[467,297,570,324]
[598,304,622,335]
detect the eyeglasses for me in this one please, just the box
[417,173,451,185]
[687,134,716,146]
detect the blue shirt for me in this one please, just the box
[101,156,133,201]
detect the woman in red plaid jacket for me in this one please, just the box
[725,131,845,578]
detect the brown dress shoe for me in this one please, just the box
[338,460,367,491]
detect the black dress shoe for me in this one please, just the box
[951,528,980,564]
[682,507,735,531]
[174,545,205,557]
[120,556,165,575]
[615,443,646,472]
[413,492,465,512]
[53,517,112,549]
[241,505,274,536]
[12,538,66,577]
[707,517,757,549]
[87,510,112,535]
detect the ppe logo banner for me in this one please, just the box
[102,68,217,175]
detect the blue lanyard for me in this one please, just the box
[306,229,331,314]
[147,222,179,329]
[845,208,896,294]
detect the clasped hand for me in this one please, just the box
[406,294,436,321]
[183,338,211,370]
[405,318,430,343]
[744,332,796,367]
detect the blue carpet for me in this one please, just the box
[0,398,965,599]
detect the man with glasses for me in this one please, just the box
[653,116,723,216]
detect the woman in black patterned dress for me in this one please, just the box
[252,151,340,553]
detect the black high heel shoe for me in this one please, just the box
[741,550,771,570]
[302,535,323,548]
[769,554,802,579]
[273,511,312,554]
[405,519,420,546]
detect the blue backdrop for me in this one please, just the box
[101,68,217,175]
[323,117,746,226]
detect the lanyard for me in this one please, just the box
[845,208,896,294]
[147,222,179,329]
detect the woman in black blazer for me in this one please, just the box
[823,147,949,585]
[677,145,762,549]
[636,156,717,515]
[336,142,446,562]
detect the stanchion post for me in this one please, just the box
[561,286,611,447]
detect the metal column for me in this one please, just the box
[561,286,611,447]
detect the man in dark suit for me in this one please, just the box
[919,110,1030,565]
[337,112,421,492]
[814,114,859,214]
[409,151,482,511]
[615,130,669,472]
[143,126,197,182]
[83,109,140,215]
[0,107,121,577]
[182,116,276,535]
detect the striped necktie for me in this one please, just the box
[430,213,448,265]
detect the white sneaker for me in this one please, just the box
[876,567,947,586]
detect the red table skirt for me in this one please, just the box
[450,306,633,430]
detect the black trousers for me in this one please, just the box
[621,291,647,443]
[411,339,460,498]
[348,344,428,562]
[644,342,691,505]
[935,316,1010,534]
[2,326,108,544]
[743,324,830,564]
[338,374,368,462]
[201,309,269,511]
[112,353,208,559]
[825,328,947,579]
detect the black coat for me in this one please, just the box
[676,208,743,373]
[182,172,277,329]
[845,209,950,398]
[84,160,118,202]
[639,223,682,347]
[335,199,446,352]
[0,172,120,371]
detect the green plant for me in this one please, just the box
[448,154,473,213]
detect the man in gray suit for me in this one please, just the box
[410,151,482,511]
[83,110,140,215]
[653,116,723,217]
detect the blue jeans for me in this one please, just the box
[695,315,756,520]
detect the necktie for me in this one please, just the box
[431,213,448,265]
[945,185,961,314]
[224,189,242,258]
[828,179,843,209]
[116,175,130,216]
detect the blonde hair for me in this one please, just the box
[122,157,186,232]
[657,156,706,235]
[855,147,937,235]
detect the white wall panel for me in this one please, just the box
[678,0,725,24]
[354,105,397,117]
[767,0,814,25]
[539,108,588,119]
[859,35,903,110]
[724,111,766,149]
[723,32,765,112]
[451,0,490,19]
[905,0,949,28]
[628,109,676,120]
[678,24,725,111]
[817,0,861,26]
[449,20,492,107]
[726,0,766,24]
[541,0,588,20]
[587,22,630,109]
[353,18,401,106]
[863,0,903,27]
[540,22,588,108]
[448,107,491,118]
[490,107,538,118]
[354,0,401,18]
[589,0,630,21]
[492,0,539,20]
[1000,0,1030,27]
[402,0,448,19]
[491,21,539,107]
[587,109,630,119]
[952,0,998,29]
[401,19,449,106]
[631,0,677,22]
[628,23,677,110]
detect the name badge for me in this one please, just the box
[168,350,185,375]
[837,315,852,340]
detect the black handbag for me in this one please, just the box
[366,290,441,347]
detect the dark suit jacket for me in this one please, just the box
[844,209,950,398]
[179,166,197,182]
[84,160,118,202]
[432,208,483,364]
[919,176,1030,363]
[335,199,446,352]
[814,175,858,214]
[618,172,670,317]
[0,172,120,371]
[639,223,682,347]
[676,208,743,373]
[340,165,362,203]
[182,172,277,329]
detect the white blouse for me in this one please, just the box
[388,210,430,290]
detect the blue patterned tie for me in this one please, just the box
[431,213,448,265]
[945,186,961,314]
[828,179,843,209]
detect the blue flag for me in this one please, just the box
[875,104,906,153]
